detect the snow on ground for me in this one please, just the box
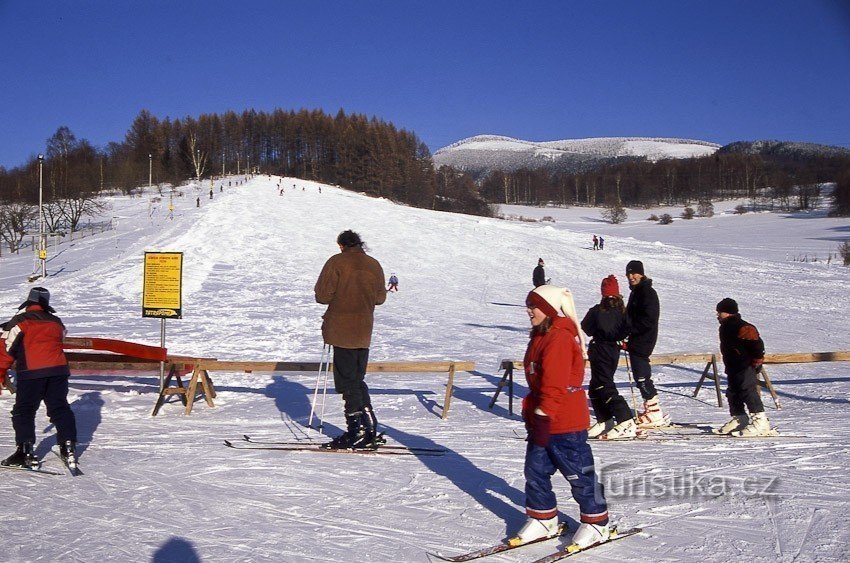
[0,176,848,562]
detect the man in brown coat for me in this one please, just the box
[315,230,387,449]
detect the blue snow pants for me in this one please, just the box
[12,375,77,445]
[524,430,609,524]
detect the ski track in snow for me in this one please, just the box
[0,176,848,561]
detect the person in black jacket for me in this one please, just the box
[625,260,666,427]
[714,298,773,436]
[533,258,546,288]
[581,275,635,439]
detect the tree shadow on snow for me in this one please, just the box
[38,390,104,460]
[151,536,201,563]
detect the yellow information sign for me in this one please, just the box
[143,252,183,318]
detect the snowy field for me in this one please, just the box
[0,176,848,562]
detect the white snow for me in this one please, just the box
[0,176,848,561]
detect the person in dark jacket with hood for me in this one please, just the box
[624,260,666,427]
[581,275,634,439]
[533,258,546,288]
[0,288,77,469]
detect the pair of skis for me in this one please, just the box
[224,434,447,457]
[0,448,82,477]
[428,525,642,562]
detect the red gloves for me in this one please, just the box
[530,413,551,448]
[0,369,7,388]
[620,341,628,351]
[751,359,764,371]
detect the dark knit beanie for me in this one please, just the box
[626,260,645,276]
[716,298,739,315]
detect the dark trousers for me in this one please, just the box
[588,342,632,423]
[524,431,608,524]
[726,366,764,416]
[628,352,657,400]
[12,376,77,445]
[332,347,371,414]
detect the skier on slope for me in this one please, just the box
[510,285,611,551]
[582,275,636,439]
[533,258,546,288]
[387,273,399,292]
[0,288,78,469]
[714,298,774,436]
[624,260,667,428]
[314,230,387,449]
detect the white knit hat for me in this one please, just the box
[526,285,588,355]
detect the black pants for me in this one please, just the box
[726,366,764,416]
[588,342,632,423]
[628,352,657,400]
[332,347,371,414]
[12,376,77,445]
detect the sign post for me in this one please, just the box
[142,252,183,389]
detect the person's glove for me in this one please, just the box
[0,369,7,388]
[620,341,628,351]
[531,413,551,448]
[751,358,764,372]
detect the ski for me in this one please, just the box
[224,440,444,456]
[241,434,447,453]
[51,447,83,476]
[0,463,63,476]
[427,523,570,562]
[532,527,643,563]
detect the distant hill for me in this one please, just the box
[432,135,720,176]
[717,140,850,160]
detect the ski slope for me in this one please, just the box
[0,176,848,562]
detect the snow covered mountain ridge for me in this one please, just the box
[432,134,720,175]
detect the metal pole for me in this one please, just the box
[222,152,225,176]
[159,319,166,390]
[38,154,46,278]
[149,153,152,188]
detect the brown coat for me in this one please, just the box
[314,246,387,348]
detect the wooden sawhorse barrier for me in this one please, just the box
[157,360,475,418]
[692,354,780,409]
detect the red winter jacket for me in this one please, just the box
[522,316,590,434]
[0,304,70,381]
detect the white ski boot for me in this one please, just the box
[568,522,610,552]
[713,415,748,435]
[508,516,560,546]
[635,396,670,428]
[600,419,638,440]
[588,419,615,439]
[732,412,775,437]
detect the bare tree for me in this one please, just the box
[0,202,37,253]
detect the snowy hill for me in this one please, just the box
[432,135,720,175]
[0,176,848,561]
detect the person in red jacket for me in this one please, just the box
[510,285,610,551]
[0,287,77,469]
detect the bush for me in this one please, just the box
[648,214,659,221]
[658,213,673,224]
[602,206,627,224]
[697,200,714,217]
[680,207,695,220]
[734,204,747,215]
[541,216,555,223]
[839,241,850,266]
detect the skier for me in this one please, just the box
[196,197,200,207]
[714,298,774,436]
[387,273,399,292]
[581,275,635,439]
[314,230,387,449]
[511,285,610,551]
[533,258,546,288]
[624,260,666,427]
[0,288,77,469]
[599,236,605,250]
[592,235,599,250]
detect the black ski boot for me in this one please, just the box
[60,440,77,468]
[1,442,38,468]
[360,405,385,447]
[322,411,367,449]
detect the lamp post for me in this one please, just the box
[222,151,225,177]
[149,153,152,189]
[38,154,46,278]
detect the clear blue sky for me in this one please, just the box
[2,0,849,169]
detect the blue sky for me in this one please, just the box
[1,0,849,169]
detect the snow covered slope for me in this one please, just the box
[0,176,848,561]
[432,134,720,174]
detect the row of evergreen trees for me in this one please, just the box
[0,108,492,220]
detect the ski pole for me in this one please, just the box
[308,344,330,428]
[317,347,332,433]
[622,347,639,417]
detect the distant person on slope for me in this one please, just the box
[598,236,605,250]
[582,275,635,440]
[714,298,774,437]
[624,260,667,427]
[0,288,78,470]
[511,285,610,551]
[387,273,399,292]
[592,235,599,250]
[533,258,547,288]
[315,230,387,449]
